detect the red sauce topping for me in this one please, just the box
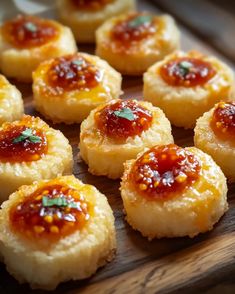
[211,101,235,140]
[70,0,113,10]
[10,183,91,243]
[0,125,47,163]
[47,55,101,93]
[95,100,153,140]
[130,144,201,200]
[110,14,157,49]
[1,15,58,49]
[160,57,216,87]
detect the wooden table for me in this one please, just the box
[0,0,235,293]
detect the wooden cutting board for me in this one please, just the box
[0,0,235,293]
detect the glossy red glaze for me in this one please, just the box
[2,15,58,48]
[95,100,153,140]
[47,55,101,92]
[160,57,216,87]
[130,144,201,200]
[10,183,91,242]
[0,125,47,163]
[70,0,113,10]
[211,101,235,139]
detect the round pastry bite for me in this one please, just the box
[95,12,180,75]
[57,0,136,43]
[0,175,116,290]
[194,101,235,182]
[79,99,173,179]
[0,74,23,124]
[144,50,235,129]
[0,115,73,203]
[33,52,122,124]
[121,144,228,239]
[0,15,77,82]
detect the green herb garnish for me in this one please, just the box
[178,61,192,76]
[13,128,42,144]
[114,108,135,121]
[128,15,153,28]
[42,196,77,208]
[24,22,37,33]
[72,59,83,67]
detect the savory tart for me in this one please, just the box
[194,101,235,182]
[0,175,116,290]
[0,74,23,124]
[0,115,73,203]
[95,12,180,75]
[79,99,173,179]
[144,50,235,128]
[57,0,136,43]
[33,52,122,124]
[0,15,77,82]
[121,144,228,239]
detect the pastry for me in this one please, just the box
[96,12,180,75]
[121,144,228,239]
[0,175,116,290]
[0,74,23,124]
[0,115,73,202]
[57,0,136,43]
[33,52,122,124]
[79,99,173,179]
[144,50,235,128]
[0,15,77,82]
[194,101,235,182]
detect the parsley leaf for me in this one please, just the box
[12,128,42,144]
[72,59,83,67]
[24,22,37,33]
[178,61,192,76]
[114,108,135,121]
[42,196,77,208]
[128,15,153,28]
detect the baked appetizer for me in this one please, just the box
[0,175,116,290]
[144,50,235,129]
[96,12,180,75]
[33,52,122,124]
[194,101,235,182]
[0,15,77,82]
[79,99,173,179]
[0,74,23,124]
[57,0,136,43]
[121,144,228,239]
[0,115,73,203]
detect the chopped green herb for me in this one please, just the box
[114,108,135,121]
[178,61,192,76]
[42,196,77,208]
[24,22,37,32]
[72,59,83,67]
[13,128,42,144]
[128,15,153,28]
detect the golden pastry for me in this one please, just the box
[121,144,228,239]
[80,99,173,179]
[57,0,136,43]
[144,50,234,128]
[0,74,23,124]
[0,175,116,290]
[194,101,235,182]
[0,15,77,82]
[96,12,180,75]
[33,52,122,124]
[0,115,73,203]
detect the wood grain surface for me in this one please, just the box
[0,0,235,293]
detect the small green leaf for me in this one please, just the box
[72,60,83,67]
[178,61,192,76]
[12,128,42,144]
[128,15,153,28]
[24,22,37,32]
[114,108,135,121]
[42,196,77,208]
